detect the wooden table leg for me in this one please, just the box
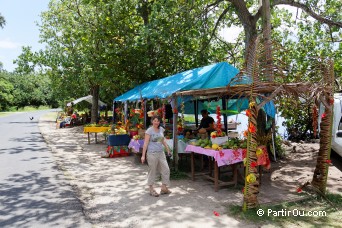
[191,152,195,181]
[214,161,219,192]
[259,166,262,187]
[200,154,204,171]
[208,157,212,176]
[95,133,97,144]
[87,132,90,144]
[233,164,238,187]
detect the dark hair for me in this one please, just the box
[183,129,192,135]
[151,115,161,128]
[201,109,209,115]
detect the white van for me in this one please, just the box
[331,93,342,157]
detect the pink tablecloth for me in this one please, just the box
[128,139,144,153]
[185,145,244,167]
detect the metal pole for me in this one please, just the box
[195,99,199,128]
[172,96,179,171]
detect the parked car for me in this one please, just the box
[331,93,342,158]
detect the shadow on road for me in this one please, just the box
[0,171,86,228]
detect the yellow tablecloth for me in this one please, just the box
[84,126,110,133]
[84,126,111,144]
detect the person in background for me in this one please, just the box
[184,129,194,139]
[67,102,74,116]
[196,109,215,135]
[141,115,172,197]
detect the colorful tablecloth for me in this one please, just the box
[185,145,244,167]
[128,139,144,153]
[128,139,188,154]
[83,126,110,133]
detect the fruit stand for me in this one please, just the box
[128,138,145,153]
[84,126,111,144]
[185,143,269,192]
[128,137,188,154]
[104,134,131,158]
[186,145,244,191]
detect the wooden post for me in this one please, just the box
[172,96,179,171]
[124,102,128,124]
[243,100,260,210]
[113,101,116,123]
[222,96,228,134]
[194,99,199,128]
[143,100,147,129]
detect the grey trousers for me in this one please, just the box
[146,152,170,186]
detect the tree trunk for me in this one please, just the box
[311,104,332,194]
[230,0,259,75]
[243,25,259,78]
[262,0,274,82]
[90,85,100,123]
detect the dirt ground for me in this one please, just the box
[38,113,342,228]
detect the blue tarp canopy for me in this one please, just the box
[114,62,242,102]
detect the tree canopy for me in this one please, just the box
[12,0,341,124]
[0,12,5,28]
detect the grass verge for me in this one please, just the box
[0,112,12,117]
[227,193,342,227]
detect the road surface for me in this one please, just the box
[0,110,91,228]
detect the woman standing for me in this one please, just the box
[141,115,171,197]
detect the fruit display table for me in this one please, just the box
[128,139,145,153]
[185,145,245,192]
[84,126,110,144]
[102,134,131,158]
[185,145,270,192]
[128,139,188,154]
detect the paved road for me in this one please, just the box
[0,110,91,228]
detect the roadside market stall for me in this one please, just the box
[113,62,276,194]
[67,95,107,108]
[113,62,246,161]
[175,58,335,210]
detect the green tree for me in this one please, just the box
[17,0,227,122]
[5,71,57,109]
[0,12,5,28]
[0,72,14,111]
[0,12,5,69]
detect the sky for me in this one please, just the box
[0,0,49,72]
[0,0,246,73]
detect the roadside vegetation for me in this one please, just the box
[227,193,342,227]
[0,1,341,138]
[0,106,52,116]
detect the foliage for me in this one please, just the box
[0,74,14,111]
[0,12,5,28]
[277,96,315,141]
[15,0,229,109]
[0,70,58,110]
[11,0,341,132]
[273,133,286,158]
[8,106,51,112]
